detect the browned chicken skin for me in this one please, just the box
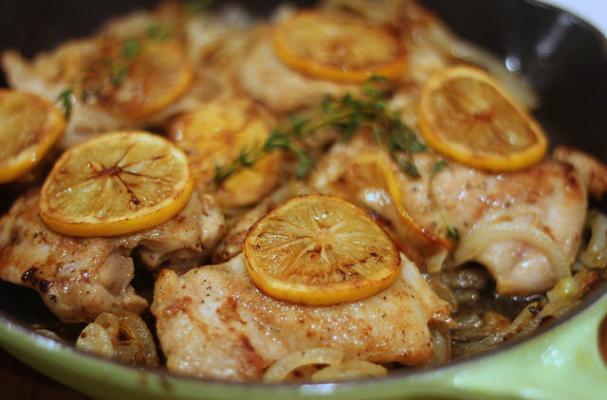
[553,145,607,199]
[238,35,355,113]
[1,6,251,149]
[0,190,224,322]
[311,136,592,295]
[152,253,449,381]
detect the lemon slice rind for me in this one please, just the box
[418,66,547,172]
[272,12,407,83]
[243,195,400,306]
[39,131,193,237]
[0,90,66,184]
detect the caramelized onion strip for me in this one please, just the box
[311,360,388,382]
[76,312,159,367]
[263,348,343,383]
[580,211,607,268]
[454,219,570,278]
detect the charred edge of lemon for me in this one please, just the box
[39,178,193,237]
[243,195,401,306]
[38,132,194,237]
[0,102,66,184]
[381,155,453,250]
[244,258,400,306]
[354,154,453,252]
[418,66,548,172]
[271,12,407,84]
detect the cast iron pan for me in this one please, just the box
[0,1,606,399]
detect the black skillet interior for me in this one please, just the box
[0,0,606,355]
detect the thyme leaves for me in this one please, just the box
[213,76,428,185]
[56,88,75,118]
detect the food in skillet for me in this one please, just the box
[0,0,606,382]
[1,2,249,149]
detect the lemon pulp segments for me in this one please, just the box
[0,90,65,183]
[39,131,193,237]
[272,12,407,83]
[418,66,547,172]
[244,195,400,306]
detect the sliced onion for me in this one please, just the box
[76,322,114,358]
[311,360,387,382]
[542,269,598,318]
[453,301,540,356]
[579,211,607,268]
[428,276,458,307]
[76,312,159,367]
[35,329,62,341]
[454,219,570,279]
[426,248,449,274]
[263,348,343,383]
[429,321,452,365]
[453,268,597,356]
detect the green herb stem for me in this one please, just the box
[213,77,428,185]
[56,88,74,118]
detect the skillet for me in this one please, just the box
[0,0,606,399]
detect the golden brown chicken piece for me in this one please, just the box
[434,158,586,295]
[238,34,354,113]
[239,0,536,116]
[152,253,449,381]
[311,136,590,295]
[1,5,251,149]
[0,190,224,322]
[212,182,312,263]
[553,146,607,200]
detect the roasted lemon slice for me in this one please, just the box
[82,39,192,119]
[0,90,65,184]
[39,131,193,237]
[243,195,400,306]
[170,99,282,208]
[322,152,451,260]
[418,66,547,172]
[272,12,407,83]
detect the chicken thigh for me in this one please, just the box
[311,136,591,295]
[152,253,449,381]
[0,190,224,322]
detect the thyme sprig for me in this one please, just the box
[214,76,428,185]
[431,159,448,176]
[56,88,74,118]
[427,158,460,242]
[65,23,172,108]
[146,23,173,41]
[56,0,212,115]
[183,0,214,15]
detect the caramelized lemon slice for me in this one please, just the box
[321,152,451,260]
[272,12,407,83]
[83,39,193,119]
[0,90,65,184]
[170,99,282,208]
[39,131,193,237]
[243,195,400,306]
[418,66,547,172]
